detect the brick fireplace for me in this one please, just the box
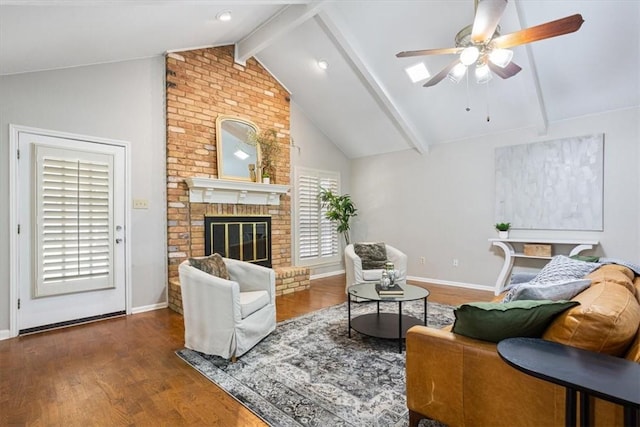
[165,46,309,313]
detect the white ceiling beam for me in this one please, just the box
[234,1,327,66]
[315,10,428,154]
[514,0,549,135]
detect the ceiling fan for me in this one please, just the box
[396,0,584,87]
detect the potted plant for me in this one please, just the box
[495,222,511,239]
[261,170,270,184]
[319,188,358,245]
[248,128,280,183]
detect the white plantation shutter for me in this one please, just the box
[34,145,114,297]
[319,176,338,257]
[295,167,340,265]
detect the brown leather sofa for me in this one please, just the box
[406,264,640,427]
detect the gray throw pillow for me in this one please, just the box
[503,278,592,303]
[189,253,230,280]
[353,242,387,270]
[530,255,600,285]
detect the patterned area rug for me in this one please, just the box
[176,300,454,427]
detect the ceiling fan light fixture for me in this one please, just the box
[447,63,467,83]
[475,63,493,84]
[460,46,480,66]
[489,48,513,68]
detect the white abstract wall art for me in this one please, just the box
[495,134,604,231]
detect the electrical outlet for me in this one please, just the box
[133,199,149,209]
[420,256,425,265]
[453,259,459,267]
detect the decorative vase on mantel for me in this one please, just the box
[498,230,509,239]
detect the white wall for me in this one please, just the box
[0,57,168,333]
[290,102,351,276]
[351,107,640,291]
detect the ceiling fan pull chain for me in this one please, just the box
[486,80,491,122]
[465,71,471,112]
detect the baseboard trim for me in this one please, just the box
[407,275,493,292]
[310,269,345,280]
[0,329,11,341]
[131,302,168,314]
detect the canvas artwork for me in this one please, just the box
[495,134,604,231]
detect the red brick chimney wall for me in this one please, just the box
[165,45,292,280]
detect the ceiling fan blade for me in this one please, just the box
[396,47,463,58]
[488,61,522,79]
[423,59,461,87]
[492,14,584,49]
[471,0,508,43]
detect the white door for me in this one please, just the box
[17,131,127,333]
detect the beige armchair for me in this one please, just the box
[344,243,408,294]
[178,257,276,360]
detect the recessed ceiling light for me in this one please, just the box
[405,62,430,83]
[216,10,232,22]
[317,59,329,70]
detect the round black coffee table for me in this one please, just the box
[347,282,430,353]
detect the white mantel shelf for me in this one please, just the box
[185,177,290,206]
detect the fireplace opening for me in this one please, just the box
[204,216,272,267]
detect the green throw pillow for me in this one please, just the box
[452,300,580,343]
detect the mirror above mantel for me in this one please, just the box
[216,115,260,182]
[185,177,289,206]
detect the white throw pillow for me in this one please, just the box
[530,255,600,284]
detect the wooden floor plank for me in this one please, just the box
[0,274,492,426]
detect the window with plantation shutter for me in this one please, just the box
[34,145,114,297]
[295,167,340,265]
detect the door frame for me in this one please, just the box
[9,124,132,338]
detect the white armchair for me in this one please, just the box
[178,257,276,360]
[344,243,408,294]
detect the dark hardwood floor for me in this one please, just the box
[0,274,492,426]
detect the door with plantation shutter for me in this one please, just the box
[17,132,126,332]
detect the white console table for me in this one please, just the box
[489,238,599,295]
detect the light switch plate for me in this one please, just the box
[133,199,149,209]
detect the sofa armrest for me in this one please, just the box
[406,325,565,427]
[406,326,489,427]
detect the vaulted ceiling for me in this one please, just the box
[2,1,638,159]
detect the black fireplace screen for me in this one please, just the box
[204,216,272,267]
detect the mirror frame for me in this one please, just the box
[215,115,260,182]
